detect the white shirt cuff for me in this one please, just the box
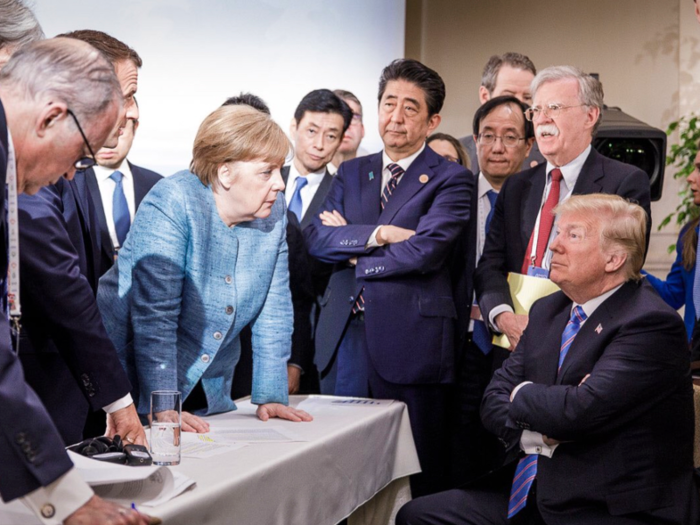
[520,430,558,458]
[366,226,383,248]
[287,362,304,374]
[489,304,514,332]
[510,381,533,402]
[21,467,93,524]
[102,394,134,414]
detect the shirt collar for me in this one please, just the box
[574,282,623,319]
[94,161,132,182]
[546,144,591,189]
[382,143,425,173]
[286,161,326,192]
[477,172,497,199]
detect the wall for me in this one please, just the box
[407,0,688,272]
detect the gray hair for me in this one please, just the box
[554,194,646,281]
[0,37,122,126]
[531,65,604,133]
[0,0,43,51]
[481,52,536,94]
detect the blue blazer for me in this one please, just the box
[98,171,292,415]
[644,224,696,340]
[0,100,73,501]
[305,147,472,385]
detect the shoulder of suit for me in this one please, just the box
[129,162,163,181]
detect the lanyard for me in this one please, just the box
[6,129,20,325]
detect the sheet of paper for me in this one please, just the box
[207,425,307,443]
[493,272,560,349]
[180,432,247,458]
[296,395,394,413]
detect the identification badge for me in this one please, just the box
[527,265,550,279]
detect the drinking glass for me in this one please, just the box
[150,390,181,466]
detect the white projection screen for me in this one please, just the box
[32,0,406,175]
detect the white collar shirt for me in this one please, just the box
[284,161,326,220]
[93,161,135,250]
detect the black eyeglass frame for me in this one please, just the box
[66,109,97,170]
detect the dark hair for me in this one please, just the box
[333,89,362,114]
[293,89,352,133]
[378,58,445,117]
[481,52,536,94]
[222,92,270,114]
[59,29,142,68]
[427,133,469,168]
[472,95,534,139]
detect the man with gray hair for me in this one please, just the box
[0,38,152,525]
[459,52,544,172]
[398,194,698,525]
[0,0,43,69]
[474,65,651,371]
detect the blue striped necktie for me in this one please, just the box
[110,170,130,247]
[507,305,587,518]
[381,163,404,210]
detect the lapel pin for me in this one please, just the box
[368,171,374,181]
[419,174,429,184]
[595,323,603,334]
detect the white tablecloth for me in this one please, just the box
[149,395,420,525]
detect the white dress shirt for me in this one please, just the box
[490,145,592,330]
[512,283,623,458]
[284,161,327,220]
[94,162,136,250]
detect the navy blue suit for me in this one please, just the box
[84,163,162,278]
[17,170,131,445]
[0,99,73,502]
[305,146,472,496]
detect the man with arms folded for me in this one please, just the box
[0,37,152,525]
[305,58,472,496]
[398,194,699,524]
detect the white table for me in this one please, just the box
[149,395,420,525]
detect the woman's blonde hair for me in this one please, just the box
[190,105,291,186]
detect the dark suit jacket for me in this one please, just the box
[281,166,334,370]
[84,162,162,277]
[305,147,472,385]
[475,148,652,328]
[17,171,131,445]
[0,99,73,501]
[482,280,699,525]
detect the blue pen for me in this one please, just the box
[131,502,138,511]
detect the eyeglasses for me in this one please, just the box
[351,112,363,123]
[524,103,587,122]
[477,132,525,148]
[67,109,97,170]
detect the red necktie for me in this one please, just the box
[521,168,563,273]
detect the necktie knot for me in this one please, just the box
[110,170,124,184]
[570,305,587,325]
[387,163,404,179]
[288,176,308,222]
[295,176,308,190]
[550,168,563,183]
[486,189,498,208]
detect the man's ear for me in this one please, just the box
[604,250,627,274]
[426,113,441,136]
[36,102,68,138]
[478,86,491,105]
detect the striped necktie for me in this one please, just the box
[507,304,586,518]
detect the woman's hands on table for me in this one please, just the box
[256,403,313,422]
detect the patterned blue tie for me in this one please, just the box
[472,190,500,355]
[110,170,130,247]
[693,231,700,318]
[288,176,308,223]
[381,163,404,210]
[507,305,587,518]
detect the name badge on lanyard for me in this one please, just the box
[526,265,549,279]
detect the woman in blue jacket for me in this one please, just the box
[644,149,700,341]
[98,105,311,430]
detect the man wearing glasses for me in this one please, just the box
[474,66,651,363]
[450,95,534,485]
[328,89,366,174]
[17,30,148,448]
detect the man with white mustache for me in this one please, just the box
[474,65,651,365]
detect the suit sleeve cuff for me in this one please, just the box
[520,430,558,458]
[21,467,93,524]
[102,394,134,414]
[366,226,384,249]
[287,362,304,374]
[489,304,514,332]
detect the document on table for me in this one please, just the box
[180,432,247,458]
[296,395,394,413]
[208,425,307,443]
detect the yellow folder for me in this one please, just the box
[493,272,560,349]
